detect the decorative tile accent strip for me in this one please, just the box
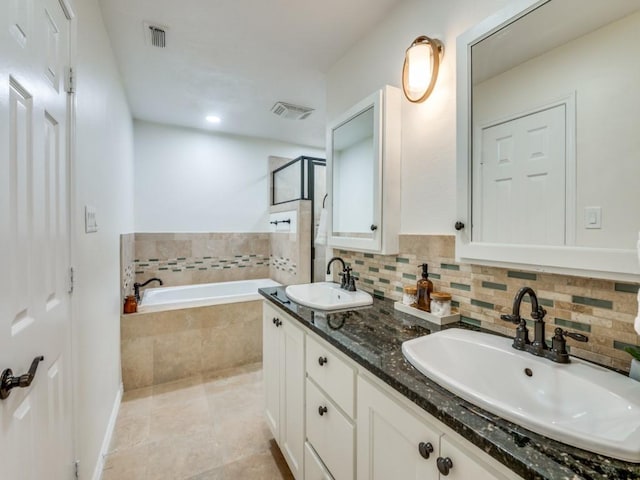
[384,265,397,271]
[134,254,270,276]
[461,316,481,327]
[555,318,591,333]
[508,270,538,281]
[572,295,613,310]
[396,257,410,264]
[451,282,471,291]
[615,283,640,294]
[270,255,296,275]
[614,340,637,352]
[522,296,554,307]
[482,281,507,291]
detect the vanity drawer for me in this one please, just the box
[304,441,334,480]
[306,334,355,418]
[306,379,354,480]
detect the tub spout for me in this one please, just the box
[134,277,163,302]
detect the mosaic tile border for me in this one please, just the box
[134,254,270,275]
[270,255,297,276]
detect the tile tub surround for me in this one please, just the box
[334,235,640,372]
[261,286,640,480]
[120,300,262,390]
[134,232,270,288]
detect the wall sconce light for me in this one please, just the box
[402,36,444,103]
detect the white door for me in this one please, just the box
[0,0,74,479]
[478,104,566,245]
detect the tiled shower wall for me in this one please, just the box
[336,235,640,372]
[133,233,270,287]
[269,201,312,285]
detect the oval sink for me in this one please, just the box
[402,328,640,462]
[285,282,373,311]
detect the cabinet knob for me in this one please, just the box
[273,318,282,327]
[436,457,453,475]
[318,356,328,366]
[370,224,378,231]
[318,405,328,416]
[454,221,465,231]
[272,317,277,325]
[418,441,434,459]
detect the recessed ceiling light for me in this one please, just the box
[206,115,221,124]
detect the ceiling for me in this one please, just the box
[98,0,405,148]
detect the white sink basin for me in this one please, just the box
[402,328,640,462]
[285,282,373,311]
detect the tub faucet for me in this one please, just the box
[326,257,356,291]
[133,277,163,302]
[500,286,588,363]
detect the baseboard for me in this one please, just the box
[91,383,123,480]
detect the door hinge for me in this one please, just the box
[68,267,74,294]
[74,460,79,479]
[65,66,75,94]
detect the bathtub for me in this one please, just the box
[138,278,281,313]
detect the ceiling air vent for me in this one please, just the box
[144,22,168,48]
[271,101,314,120]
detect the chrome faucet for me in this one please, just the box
[133,277,163,302]
[326,257,357,291]
[501,286,588,363]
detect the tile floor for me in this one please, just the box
[102,363,294,480]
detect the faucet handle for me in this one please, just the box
[557,328,588,343]
[500,313,521,324]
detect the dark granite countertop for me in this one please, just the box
[259,285,640,480]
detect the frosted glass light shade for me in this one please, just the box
[402,36,443,103]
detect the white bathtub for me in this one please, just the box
[138,278,281,313]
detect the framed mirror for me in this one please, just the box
[456,0,640,280]
[327,86,401,254]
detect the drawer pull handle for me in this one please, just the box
[318,405,328,416]
[418,441,434,459]
[437,457,453,475]
[318,356,328,366]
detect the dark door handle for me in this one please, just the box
[437,457,453,475]
[1,356,45,400]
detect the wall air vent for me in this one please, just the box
[144,22,168,48]
[271,101,314,120]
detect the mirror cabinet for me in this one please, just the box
[327,85,401,254]
[456,0,640,279]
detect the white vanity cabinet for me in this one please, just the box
[263,302,305,479]
[263,300,523,480]
[357,375,520,480]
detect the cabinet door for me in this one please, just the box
[279,316,305,479]
[263,303,281,439]
[357,377,441,480]
[439,436,504,480]
[307,379,354,480]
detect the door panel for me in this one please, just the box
[1,0,74,478]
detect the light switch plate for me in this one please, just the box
[85,205,98,233]
[584,206,602,229]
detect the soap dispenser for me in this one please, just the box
[415,263,433,311]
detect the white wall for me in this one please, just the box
[74,0,134,478]
[326,0,509,235]
[134,120,324,232]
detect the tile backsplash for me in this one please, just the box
[133,232,270,287]
[336,235,640,372]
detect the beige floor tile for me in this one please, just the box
[102,444,149,480]
[105,363,292,480]
[146,430,224,480]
